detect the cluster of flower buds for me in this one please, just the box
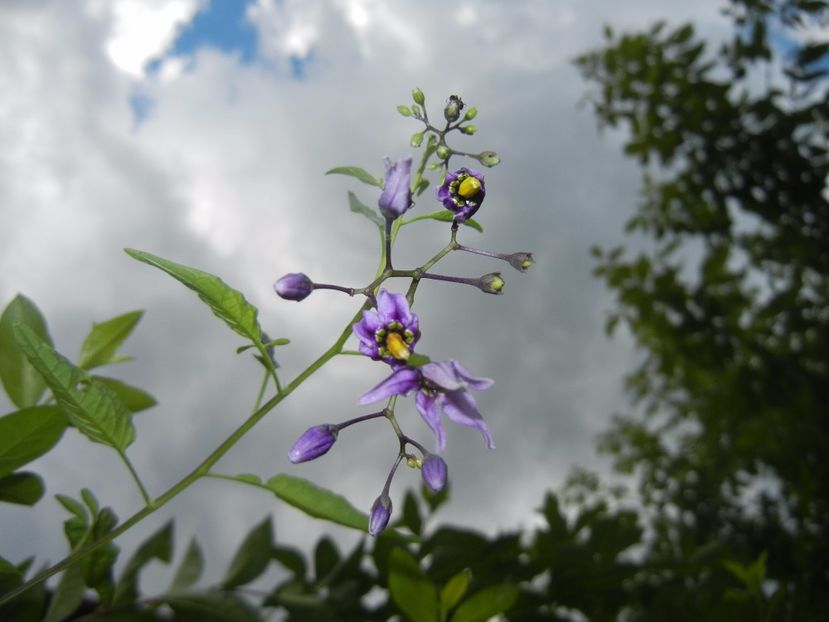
[274,90,533,535]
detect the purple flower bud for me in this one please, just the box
[288,424,338,463]
[274,273,313,301]
[378,158,413,219]
[421,454,448,493]
[478,272,504,295]
[368,493,393,536]
[507,252,534,272]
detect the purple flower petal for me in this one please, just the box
[416,390,447,451]
[358,367,420,405]
[440,390,495,449]
[378,157,413,220]
[421,454,448,492]
[422,360,493,392]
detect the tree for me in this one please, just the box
[575,0,829,618]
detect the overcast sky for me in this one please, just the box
[1,0,728,589]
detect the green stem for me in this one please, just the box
[0,303,368,608]
[251,368,269,413]
[118,450,151,506]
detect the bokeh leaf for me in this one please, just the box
[449,584,518,622]
[348,191,384,227]
[0,406,67,478]
[326,166,383,188]
[0,472,45,506]
[114,521,173,605]
[92,377,157,414]
[222,517,273,589]
[388,547,439,622]
[0,294,51,408]
[168,538,204,593]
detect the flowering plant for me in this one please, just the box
[0,89,532,611]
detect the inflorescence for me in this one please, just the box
[274,90,534,536]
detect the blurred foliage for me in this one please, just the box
[3,0,829,619]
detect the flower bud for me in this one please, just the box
[369,493,393,536]
[507,252,534,272]
[274,273,313,301]
[288,424,338,463]
[460,125,477,135]
[436,145,451,160]
[378,157,413,219]
[477,151,500,167]
[421,454,448,493]
[410,131,424,148]
[444,94,464,122]
[412,87,425,105]
[479,272,505,295]
[411,104,422,118]
[464,107,478,121]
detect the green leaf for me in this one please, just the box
[42,560,87,622]
[0,294,51,408]
[273,545,306,578]
[168,538,204,593]
[325,166,383,188]
[402,210,483,233]
[440,569,471,612]
[124,249,262,344]
[449,584,518,622]
[222,517,273,589]
[388,547,439,622]
[78,311,143,370]
[266,474,368,532]
[0,406,67,478]
[0,472,45,506]
[164,593,261,622]
[91,377,157,414]
[12,324,135,452]
[236,338,289,355]
[348,191,385,228]
[313,536,340,584]
[401,490,422,536]
[114,521,173,605]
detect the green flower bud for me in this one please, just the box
[397,105,413,117]
[412,87,425,105]
[460,125,477,135]
[479,272,505,295]
[436,145,451,160]
[427,134,439,147]
[410,131,424,148]
[411,104,422,118]
[444,94,464,122]
[464,107,478,120]
[477,151,500,167]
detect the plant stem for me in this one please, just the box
[118,450,151,506]
[0,302,369,607]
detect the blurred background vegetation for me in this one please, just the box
[2,0,828,619]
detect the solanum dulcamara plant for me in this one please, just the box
[0,89,533,610]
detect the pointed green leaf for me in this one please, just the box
[114,521,173,605]
[164,593,261,622]
[42,559,87,622]
[92,377,157,414]
[0,294,51,408]
[449,584,518,622]
[0,406,67,478]
[402,210,483,233]
[12,324,134,452]
[168,538,204,593]
[348,191,385,228]
[124,249,262,344]
[389,547,439,622]
[313,536,340,584]
[222,517,273,589]
[0,472,45,506]
[78,311,143,370]
[266,474,368,531]
[440,569,471,612]
[325,166,383,188]
[401,490,422,536]
[273,545,306,578]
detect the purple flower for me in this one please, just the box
[289,425,338,463]
[274,273,313,301]
[378,157,413,220]
[421,454,448,492]
[358,359,494,451]
[353,290,420,364]
[369,493,393,536]
[436,168,486,223]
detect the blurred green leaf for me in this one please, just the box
[0,406,67,478]
[125,249,262,345]
[449,584,518,622]
[42,560,87,622]
[348,191,385,228]
[168,538,204,593]
[266,474,368,532]
[325,166,383,188]
[222,517,273,589]
[12,324,134,452]
[0,294,51,408]
[388,547,439,622]
[440,568,471,613]
[313,536,340,585]
[77,310,143,370]
[164,593,261,622]
[114,521,173,605]
[402,210,483,233]
[401,490,422,536]
[0,472,44,506]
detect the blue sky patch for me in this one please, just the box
[170,0,258,63]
